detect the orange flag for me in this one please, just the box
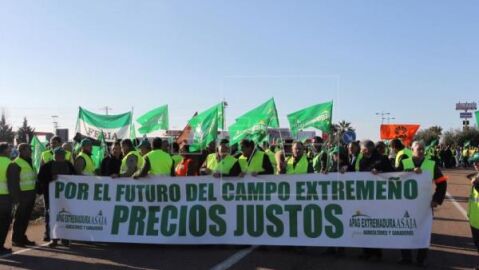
[380,124,420,146]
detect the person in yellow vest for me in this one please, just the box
[238,139,274,176]
[137,139,152,156]
[262,142,278,174]
[203,140,241,177]
[112,139,144,178]
[467,153,479,270]
[0,142,13,255]
[74,139,96,176]
[390,138,412,169]
[284,141,313,174]
[397,141,448,267]
[135,137,174,178]
[41,136,63,165]
[201,139,229,175]
[62,142,74,163]
[6,143,37,247]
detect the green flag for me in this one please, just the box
[234,98,279,128]
[30,135,46,173]
[92,131,107,169]
[228,98,280,145]
[475,111,479,127]
[217,102,225,130]
[76,107,132,141]
[137,105,169,134]
[189,104,219,152]
[287,101,333,137]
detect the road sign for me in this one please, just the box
[342,131,356,144]
[456,102,477,111]
[460,112,473,119]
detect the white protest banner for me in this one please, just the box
[49,173,433,248]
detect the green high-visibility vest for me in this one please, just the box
[395,148,412,168]
[264,149,277,174]
[172,155,183,167]
[41,150,53,164]
[238,151,265,174]
[286,155,309,174]
[206,155,237,175]
[65,151,72,163]
[145,150,172,176]
[42,150,72,163]
[0,156,10,195]
[206,153,216,168]
[77,152,95,176]
[468,185,479,229]
[13,157,36,191]
[401,157,435,176]
[120,150,145,175]
[354,153,363,172]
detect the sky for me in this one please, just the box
[0,0,478,140]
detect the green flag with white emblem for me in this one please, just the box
[137,105,169,134]
[287,101,333,137]
[229,98,279,145]
[189,104,219,152]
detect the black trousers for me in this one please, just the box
[471,226,479,253]
[0,195,13,247]
[12,190,36,242]
[43,194,50,239]
[401,249,428,263]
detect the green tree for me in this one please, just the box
[0,112,15,143]
[414,125,442,145]
[16,117,35,143]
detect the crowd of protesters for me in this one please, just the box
[1,134,479,268]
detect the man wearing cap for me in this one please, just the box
[74,139,96,176]
[284,141,313,174]
[7,143,37,247]
[0,142,13,255]
[135,137,174,178]
[137,139,151,156]
[397,141,447,267]
[467,153,479,270]
[38,147,76,246]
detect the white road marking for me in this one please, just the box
[0,242,50,259]
[210,245,258,270]
[446,192,468,220]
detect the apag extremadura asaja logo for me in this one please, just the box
[56,208,107,231]
[349,210,417,236]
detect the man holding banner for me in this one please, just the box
[135,137,174,178]
[74,139,96,176]
[398,141,447,266]
[238,139,274,176]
